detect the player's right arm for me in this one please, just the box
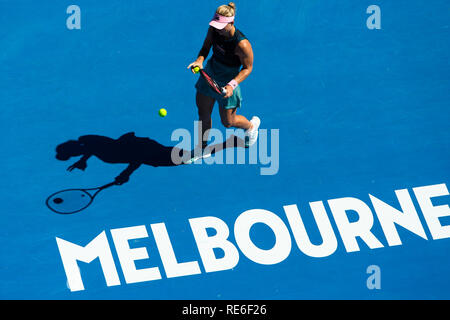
[187,27,214,72]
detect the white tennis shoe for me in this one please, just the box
[245,116,261,147]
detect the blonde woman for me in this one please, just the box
[187,2,260,156]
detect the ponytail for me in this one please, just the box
[217,2,236,17]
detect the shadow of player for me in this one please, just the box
[55,132,245,185]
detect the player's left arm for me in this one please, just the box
[67,154,91,171]
[67,136,94,171]
[224,40,253,97]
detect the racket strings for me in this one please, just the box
[46,189,93,214]
[46,182,115,214]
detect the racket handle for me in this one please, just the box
[221,87,227,95]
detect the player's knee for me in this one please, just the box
[221,118,234,128]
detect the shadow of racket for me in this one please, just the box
[46,182,116,214]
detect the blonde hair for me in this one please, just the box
[216,2,236,17]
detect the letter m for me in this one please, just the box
[56,231,120,292]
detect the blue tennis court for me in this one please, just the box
[0,0,449,299]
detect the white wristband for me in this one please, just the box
[227,79,238,91]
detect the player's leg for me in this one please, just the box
[217,83,261,147]
[219,107,251,130]
[219,107,260,147]
[182,92,215,164]
[196,91,215,149]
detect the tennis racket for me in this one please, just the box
[46,181,116,214]
[192,66,226,96]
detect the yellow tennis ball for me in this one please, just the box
[193,66,200,73]
[159,108,167,117]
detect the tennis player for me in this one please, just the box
[187,2,260,153]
